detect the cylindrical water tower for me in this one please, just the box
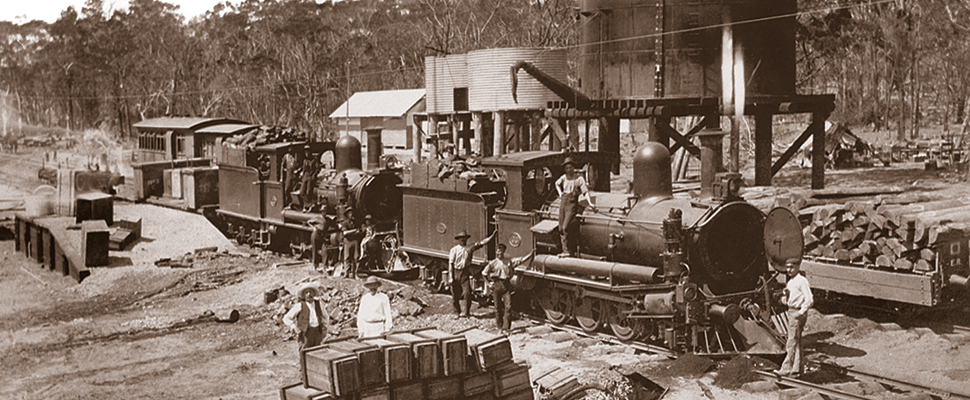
[577,0,796,99]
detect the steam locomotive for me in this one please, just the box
[399,138,800,355]
[212,134,405,273]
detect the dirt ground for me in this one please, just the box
[3,134,970,400]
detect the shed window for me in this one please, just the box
[454,87,468,111]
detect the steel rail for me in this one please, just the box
[753,370,878,400]
[519,314,678,357]
[811,362,970,400]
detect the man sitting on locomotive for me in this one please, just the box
[483,244,534,334]
[448,230,496,318]
[775,258,814,377]
[556,157,591,257]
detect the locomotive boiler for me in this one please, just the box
[508,140,801,354]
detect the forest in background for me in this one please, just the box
[2,0,970,142]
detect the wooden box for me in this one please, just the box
[279,382,333,400]
[458,328,513,371]
[362,338,411,383]
[326,339,385,388]
[302,346,360,396]
[532,366,580,400]
[385,331,440,379]
[468,392,496,400]
[81,220,110,267]
[500,388,535,400]
[427,375,462,400]
[389,381,424,400]
[492,361,531,398]
[463,370,494,397]
[413,327,468,376]
[359,385,390,400]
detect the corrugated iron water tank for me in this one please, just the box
[425,54,468,114]
[467,48,569,112]
[578,0,796,99]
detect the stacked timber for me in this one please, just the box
[801,197,970,271]
[279,328,534,400]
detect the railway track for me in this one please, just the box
[523,315,970,400]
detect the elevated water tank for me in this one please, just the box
[425,54,468,114]
[578,0,796,99]
[467,48,569,112]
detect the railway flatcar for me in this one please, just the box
[399,138,800,355]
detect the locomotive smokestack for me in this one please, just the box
[633,142,672,198]
[697,129,726,200]
[366,127,383,171]
[335,134,362,171]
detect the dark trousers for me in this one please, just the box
[451,273,472,315]
[310,227,324,269]
[298,325,324,385]
[492,279,512,330]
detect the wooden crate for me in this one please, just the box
[302,346,360,396]
[500,388,535,400]
[457,328,513,371]
[427,375,462,400]
[326,339,385,388]
[492,361,531,398]
[279,382,333,400]
[463,370,494,397]
[413,327,468,376]
[466,391,496,400]
[385,331,440,379]
[532,366,580,400]
[362,337,411,383]
[359,385,390,400]
[389,380,424,400]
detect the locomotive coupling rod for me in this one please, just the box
[753,371,877,400]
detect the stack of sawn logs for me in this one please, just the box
[280,327,537,400]
[800,197,970,271]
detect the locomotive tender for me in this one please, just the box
[401,138,800,355]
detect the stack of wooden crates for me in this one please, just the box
[279,327,534,400]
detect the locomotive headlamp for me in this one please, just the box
[712,172,743,202]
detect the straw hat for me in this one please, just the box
[297,283,318,300]
[363,276,382,288]
[454,230,471,240]
[562,157,577,167]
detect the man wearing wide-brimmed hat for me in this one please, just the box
[282,283,332,355]
[555,157,589,257]
[448,229,496,317]
[775,258,813,377]
[357,276,393,338]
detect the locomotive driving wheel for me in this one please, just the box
[538,287,573,324]
[607,302,638,341]
[574,297,605,333]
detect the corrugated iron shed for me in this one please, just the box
[329,89,426,119]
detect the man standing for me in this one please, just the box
[358,215,378,273]
[482,244,534,334]
[357,276,393,338]
[340,209,360,279]
[283,284,332,381]
[448,230,495,318]
[555,157,590,257]
[299,145,319,211]
[281,148,299,207]
[308,214,328,272]
[775,258,813,376]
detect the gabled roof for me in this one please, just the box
[329,89,426,119]
[132,117,248,130]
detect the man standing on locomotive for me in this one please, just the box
[483,244,534,334]
[775,258,814,376]
[448,230,495,318]
[556,157,590,257]
[299,145,319,212]
[282,147,299,207]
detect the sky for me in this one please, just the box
[3,0,234,23]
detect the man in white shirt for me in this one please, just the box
[357,276,393,338]
[448,230,495,318]
[482,244,534,333]
[775,258,814,376]
[282,284,331,381]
